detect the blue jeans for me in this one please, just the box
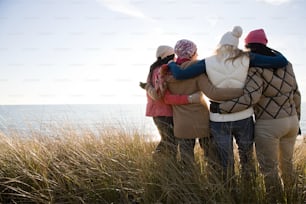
[210,116,255,178]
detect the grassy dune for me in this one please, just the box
[0,126,305,203]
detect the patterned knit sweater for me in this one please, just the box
[219,62,301,120]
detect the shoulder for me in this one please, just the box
[204,55,216,63]
[180,60,199,69]
[283,62,296,76]
[286,61,293,69]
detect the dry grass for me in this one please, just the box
[0,126,305,203]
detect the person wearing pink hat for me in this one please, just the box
[212,28,301,203]
[244,29,268,45]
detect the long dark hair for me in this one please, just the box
[147,54,175,84]
[245,43,277,56]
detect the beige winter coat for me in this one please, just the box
[167,60,243,139]
[219,62,301,121]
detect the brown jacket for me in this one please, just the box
[167,60,243,139]
[219,62,301,120]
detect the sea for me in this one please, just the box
[0,104,305,143]
[0,104,159,139]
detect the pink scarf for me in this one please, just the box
[176,57,191,65]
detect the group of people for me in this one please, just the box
[141,26,301,203]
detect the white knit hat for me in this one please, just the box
[219,26,243,47]
[156,45,175,59]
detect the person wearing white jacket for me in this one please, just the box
[204,26,256,181]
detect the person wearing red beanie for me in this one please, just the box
[244,29,268,45]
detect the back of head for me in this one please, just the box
[174,39,197,59]
[244,29,268,46]
[244,29,275,56]
[245,43,275,56]
[217,26,247,61]
[219,26,243,48]
[156,45,175,60]
[148,45,175,81]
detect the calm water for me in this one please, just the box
[0,104,158,138]
[0,104,305,141]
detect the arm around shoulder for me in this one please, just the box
[168,60,206,80]
[196,74,243,101]
[249,52,288,69]
[163,90,189,105]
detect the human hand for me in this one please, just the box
[188,92,205,104]
[139,82,147,89]
[210,101,221,113]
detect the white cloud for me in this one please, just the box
[256,0,291,5]
[96,0,151,20]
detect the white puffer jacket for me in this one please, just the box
[205,54,254,122]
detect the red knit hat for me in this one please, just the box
[244,29,268,45]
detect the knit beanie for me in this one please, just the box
[174,39,197,59]
[244,29,268,45]
[156,45,175,59]
[219,26,243,47]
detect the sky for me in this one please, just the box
[0,0,305,105]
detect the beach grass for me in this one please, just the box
[0,126,305,204]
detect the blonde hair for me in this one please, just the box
[215,45,249,63]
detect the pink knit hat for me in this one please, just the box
[174,39,197,59]
[244,29,268,45]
